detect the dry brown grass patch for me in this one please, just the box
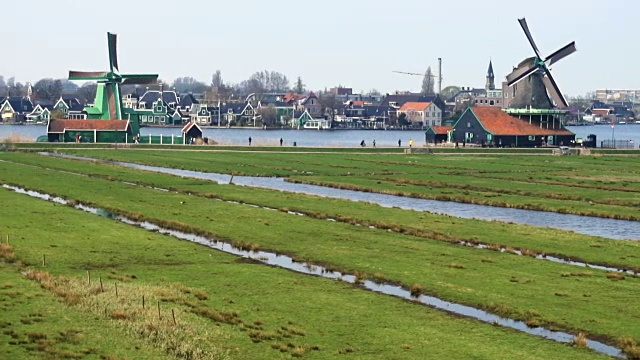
[572,332,588,348]
[0,243,16,262]
[607,272,625,281]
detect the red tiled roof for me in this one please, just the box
[430,125,453,135]
[470,107,574,136]
[591,109,610,116]
[399,102,431,112]
[47,119,130,133]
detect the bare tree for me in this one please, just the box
[421,66,435,95]
[318,92,340,122]
[211,70,224,89]
[257,104,278,127]
[440,85,460,100]
[171,77,208,93]
[76,83,98,104]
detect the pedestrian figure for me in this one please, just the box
[373,140,376,148]
[249,137,252,146]
[279,138,283,146]
[360,140,365,147]
[134,135,139,144]
[409,139,413,148]
[293,141,297,147]
[398,139,401,147]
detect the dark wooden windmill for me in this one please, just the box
[506,18,576,110]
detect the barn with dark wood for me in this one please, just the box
[425,126,453,144]
[47,119,132,143]
[451,107,575,147]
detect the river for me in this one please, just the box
[3,124,640,147]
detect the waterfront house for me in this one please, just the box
[179,93,199,112]
[1,96,34,122]
[397,102,442,128]
[26,104,51,124]
[220,102,256,126]
[451,106,575,147]
[54,97,85,119]
[188,104,211,125]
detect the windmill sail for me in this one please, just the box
[507,18,576,109]
[68,32,158,120]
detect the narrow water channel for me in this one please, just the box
[2,184,626,358]
[46,152,638,240]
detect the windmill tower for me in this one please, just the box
[68,33,158,121]
[505,18,576,130]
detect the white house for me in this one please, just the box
[397,101,441,128]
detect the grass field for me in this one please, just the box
[0,187,616,359]
[1,151,640,360]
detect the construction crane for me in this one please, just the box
[392,58,443,94]
[392,70,428,77]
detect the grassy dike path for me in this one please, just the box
[0,188,610,359]
[1,153,639,355]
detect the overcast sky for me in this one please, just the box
[2,0,636,96]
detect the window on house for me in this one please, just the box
[490,100,494,105]
[528,136,535,141]
[467,122,471,128]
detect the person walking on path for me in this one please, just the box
[248,137,252,146]
[373,140,376,148]
[279,138,283,146]
[398,139,401,147]
[409,139,413,148]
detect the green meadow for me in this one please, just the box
[1,149,639,359]
[57,149,640,220]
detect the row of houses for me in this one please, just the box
[2,87,451,130]
[0,96,85,124]
[121,88,446,129]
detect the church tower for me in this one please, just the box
[485,60,495,91]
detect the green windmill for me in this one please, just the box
[68,32,158,121]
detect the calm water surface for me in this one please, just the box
[3,124,640,147]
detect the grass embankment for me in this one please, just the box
[55,149,640,221]
[1,155,639,348]
[3,152,639,272]
[0,189,612,360]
